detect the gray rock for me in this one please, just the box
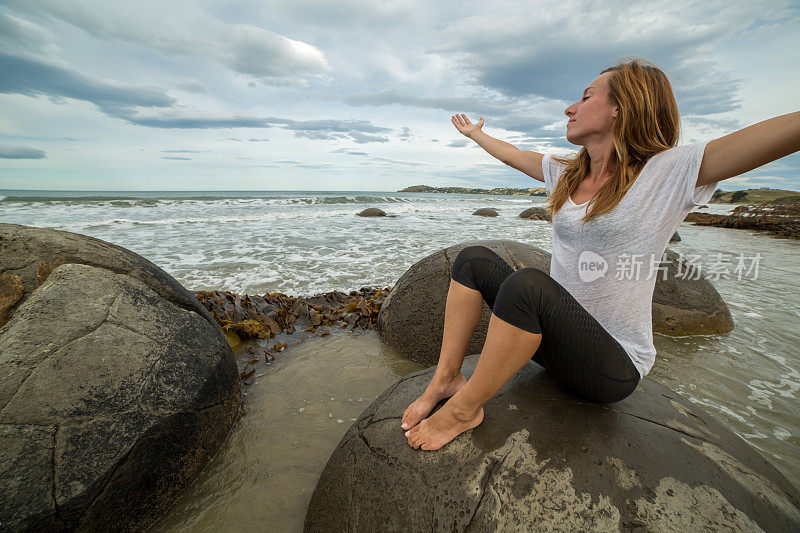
[472,208,498,217]
[670,231,681,242]
[377,240,733,366]
[651,249,735,336]
[0,227,241,530]
[519,206,551,221]
[357,208,386,217]
[305,354,800,532]
[0,223,216,329]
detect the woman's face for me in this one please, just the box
[564,71,618,146]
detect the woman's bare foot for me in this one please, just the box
[405,396,483,450]
[400,371,468,431]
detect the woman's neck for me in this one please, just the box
[585,139,616,182]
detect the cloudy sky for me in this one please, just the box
[1,0,799,192]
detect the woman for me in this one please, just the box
[402,57,800,451]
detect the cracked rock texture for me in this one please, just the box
[376,239,733,366]
[304,354,800,532]
[0,224,241,531]
[0,223,218,329]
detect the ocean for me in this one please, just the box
[2,188,798,494]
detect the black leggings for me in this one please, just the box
[450,245,640,403]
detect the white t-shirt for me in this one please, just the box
[541,140,717,378]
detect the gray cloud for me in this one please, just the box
[370,156,430,166]
[118,113,394,142]
[293,130,348,141]
[273,159,336,168]
[331,148,368,156]
[683,115,743,135]
[283,118,391,134]
[447,139,470,148]
[0,52,175,116]
[342,89,514,117]
[348,131,390,144]
[5,0,331,86]
[221,23,330,84]
[426,3,746,116]
[0,145,46,159]
[119,113,273,128]
[162,156,191,160]
[343,88,562,138]
[162,149,207,153]
[0,12,58,57]
[272,0,420,29]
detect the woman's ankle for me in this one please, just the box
[432,367,465,384]
[448,395,483,421]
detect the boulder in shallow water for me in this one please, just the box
[377,240,733,366]
[670,231,681,242]
[519,206,551,221]
[472,208,498,217]
[0,225,241,531]
[305,354,800,531]
[357,207,386,217]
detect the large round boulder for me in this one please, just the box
[305,354,800,531]
[472,208,498,217]
[0,224,241,531]
[0,223,217,329]
[377,240,733,366]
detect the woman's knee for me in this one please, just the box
[495,267,551,303]
[450,246,512,293]
[451,246,493,279]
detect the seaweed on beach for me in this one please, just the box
[192,285,391,380]
[684,195,800,240]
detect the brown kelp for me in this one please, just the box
[192,286,392,382]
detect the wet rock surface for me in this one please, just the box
[0,223,216,329]
[305,354,800,532]
[651,248,735,336]
[0,225,241,531]
[519,206,551,221]
[472,208,499,217]
[684,196,800,240]
[356,207,387,217]
[377,240,733,366]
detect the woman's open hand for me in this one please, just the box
[452,114,484,139]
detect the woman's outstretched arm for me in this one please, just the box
[697,110,800,187]
[452,114,545,182]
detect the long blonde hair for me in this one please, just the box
[545,57,681,226]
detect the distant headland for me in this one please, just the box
[710,187,800,204]
[398,185,800,203]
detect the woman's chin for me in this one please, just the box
[565,133,583,146]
